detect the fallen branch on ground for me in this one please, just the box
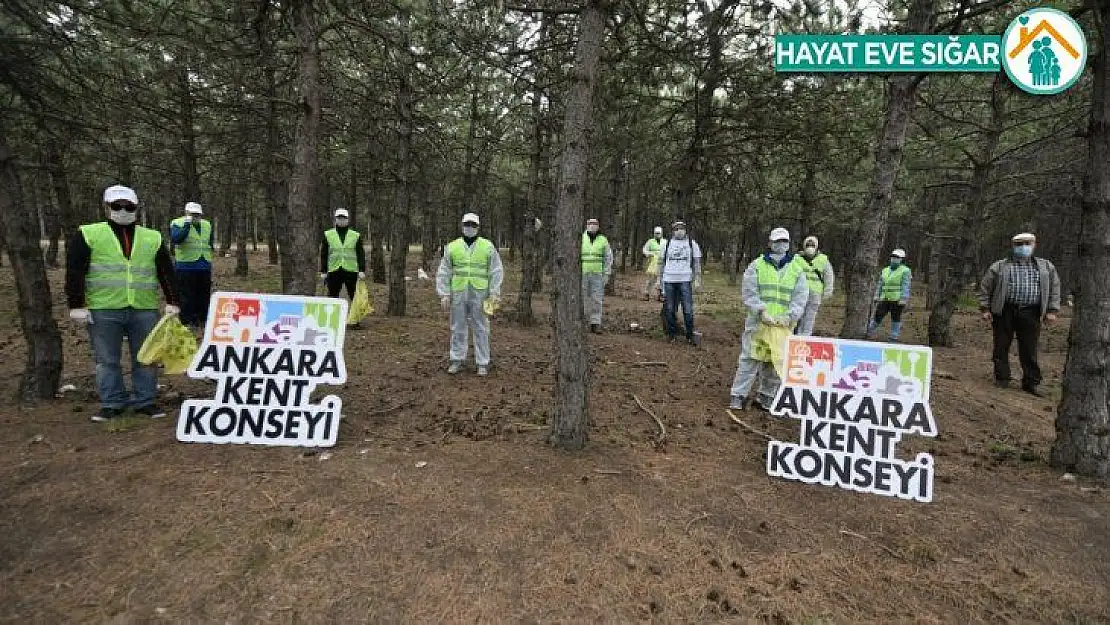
[726,410,773,441]
[509,422,548,431]
[633,394,667,450]
[685,512,710,533]
[631,361,667,367]
[839,529,906,561]
[594,469,623,475]
[367,400,414,416]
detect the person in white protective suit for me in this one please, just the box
[436,213,504,376]
[581,218,613,333]
[728,227,810,411]
[794,235,835,336]
[641,226,666,300]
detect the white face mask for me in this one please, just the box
[804,246,817,257]
[673,229,686,240]
[462,226,478,238]
[586,225,599,234]
[770,241,790,255]
[335,218,349,227]
[109,208,137,225]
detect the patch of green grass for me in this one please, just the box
[100,416,151,433]
[956,293,979,310]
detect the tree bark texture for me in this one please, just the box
[549,0,607,451]
[1052,1,1110,478]
[516,12,551,324]
[284,0,321,296]
[388,20,415,317]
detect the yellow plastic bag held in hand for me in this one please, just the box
[347,281,373,324]
[752,322,792,379]
[483,295,501,317]
[137,314,199,375]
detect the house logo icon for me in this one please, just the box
[1001,8,1087,95]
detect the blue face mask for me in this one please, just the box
[890,258,902,266]
[1013,244,1033,258]
[770,241,789,255]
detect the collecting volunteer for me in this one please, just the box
[65,185,180,422]
[169,201,214,329]
[866,248,912,342]
[729,227,809,411]
[318,208,366,300]
[795,235,834,336]
[581,218,613,333]
[436,213,504,376]
[641,226,665,301]
[978,232,1061,397]
[657,220,702,345]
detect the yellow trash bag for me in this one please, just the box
[751,322,792,379]
[137,314,199,375]
[347,281,373,323]
[646,255,659,276]
[483,295,501,317]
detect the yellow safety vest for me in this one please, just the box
[799,253,829,294]
[80,222,162,310]
[447,237,493,291]
[880,265,909,301]
[325,228,360,272]
[581,233,609,274]
[645,238,662,273]
[754,256,803,317]
[170,217,212,263]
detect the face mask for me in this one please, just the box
[673,229,686,240]
[1013,244,1033,258]
[804,246,817,257]
[586,225,599,234]
[770,241,789,255]
[890,258,902,266]
[335,218,349,227]
[462,226,478,238]
[109,208,137,225]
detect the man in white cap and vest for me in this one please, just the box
[318,208,366,301]
[866,248,912,342]
[641,226,666,301]
[65,185,180,422]
[795,235,834,336]
[581,217,613,333]
[169,201,214,329]
[436,213,504,376]
[729,227,808,410]
[978,232,1060,397]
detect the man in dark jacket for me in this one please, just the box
[978,232,1061,397]
[318,208,366,300]
[66,185,180,422]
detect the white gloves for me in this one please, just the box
[164,305,180,316]
[358,271,366,279]
[761,310,776,325]
[898,299,907,306]
[603,273,611,286]
[319,273,327,282]
[440,295,451,312]
[69,308,92,325]
[183,215,193,224]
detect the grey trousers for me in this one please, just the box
[729,313,782,406]
[449,287,490,366]
[583,273,606,325]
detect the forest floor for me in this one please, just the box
[0,252,1107,624]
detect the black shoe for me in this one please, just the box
[135,404,167,419]
[590,324,601,334]
[91,407,122,423]
[994,379,1010,389]
[1021,385,1045,398]
[686,336,697,346]
[668,335,677,344]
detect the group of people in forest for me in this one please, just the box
[64,185,1061,423]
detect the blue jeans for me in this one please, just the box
[88,309,160,409]
[662,281,695,339]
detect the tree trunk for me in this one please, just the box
[1051,2,1110,478]
[516,12,550,324]
[549,0,607,451]
[928,76,1005,346]
[178,57,201,207]
[420,172,438,272]
[0,138,63,401]
[388,17,415,317]
[839,0,934,338]
[262,57,282,267]
[284,0,321,296]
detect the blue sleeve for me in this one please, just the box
[902,269,912,301]
[169,224,189,245]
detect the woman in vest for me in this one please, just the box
[169,201,214,329]
[65,185,180,422]
[866,248,912,342]
[581,218,613,333]
[729,227,810,411]
[795,235,835,336]
[435,213,504,376]
[318,208,366,301]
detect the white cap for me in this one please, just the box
[185,202,203,215]
[653,226,663,236]
[769,227,790,241]
[462,212,480,225]
[334,208,349,218]
[103,185,138,205]
[1012,232,1036,243]
[672,220,686,229]
[587,218,599,225]
[891,248,906,258]
[804,236,818,248]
